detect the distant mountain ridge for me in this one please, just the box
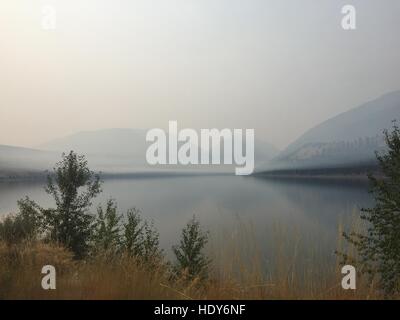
[38,128,278,173]
[3,90,398,177]
[37,128,150,172]
[261,90,400,171]
[1,128,278,177]
[0,144,58,179]
[38,128,147,157]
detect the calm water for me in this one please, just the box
[0,175,373,260]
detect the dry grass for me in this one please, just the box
[0,242,178,300]
[0,217,388,300]
[205,217,382,300]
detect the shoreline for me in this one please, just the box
[0,164,382,182]
[253,164,382,181]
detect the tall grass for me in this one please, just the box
[0,216,386,300]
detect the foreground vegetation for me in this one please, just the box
[1,122,399,299]
[0,219,384,300]
[339,121,400,296]
[0,151,213,298]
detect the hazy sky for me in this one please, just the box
[1,0,399,149]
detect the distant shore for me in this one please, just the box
[0,169,232,182]
[0,170,48,182]
[254,164,381,181]
[0,164,382,182]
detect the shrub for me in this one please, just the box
[343,121,400,295]
[93,199,122,254]
[0,197,42,245]
[122,208,163,264]
[172,216,210,281]
[141,220,163,263]
[123,208,144,257]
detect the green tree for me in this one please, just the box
[343,121,400,295]
[141,220,163,263]
[0,197,42,245]
[93,199,122,254]
[43,151,102,258]
[122,209,163,263]
[172,216,210,281]
[123,208,144,257]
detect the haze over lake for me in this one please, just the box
[0,175,373,259]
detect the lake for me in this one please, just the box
[0,175,373,263]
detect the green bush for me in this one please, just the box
[0,197,42,245]
[123,208,144,257]
[93,199,122,254]
[173,216,210,281]
[122,208,163,263]
[343,121,400,295]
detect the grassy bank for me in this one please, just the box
[0,219,384,300]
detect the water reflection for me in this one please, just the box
[0,176,373,258]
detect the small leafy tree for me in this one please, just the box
[43,151,102,258]
[93,199,122,254]
[343,121,400,295]
[123,209,163,263]
[123,208,144,257]
[0,197,42,245]
[141,220,163,263]
[172,216,210,281]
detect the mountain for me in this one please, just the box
[0,145,56,170]
[39,128,278,173]
[262,90,400,171]
[0,145,58,179]
[254,139,279,163]
[39,128,147,158]
[38,128,150,172]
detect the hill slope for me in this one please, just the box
[39,128,278,173]
[0,145,59,179]
[263,91,400,171]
